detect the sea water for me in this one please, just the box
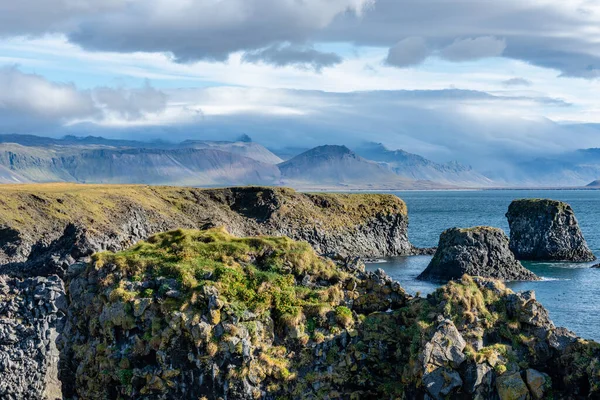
[365,190,600,341]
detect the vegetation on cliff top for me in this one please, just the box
[0,183,406,235]
[93,227,347,325]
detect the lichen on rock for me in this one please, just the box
[417,226,539,282]
[507,199,596,262]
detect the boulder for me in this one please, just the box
[524,369,551,400]
[423,319,467,369]
[506,199,595,262]
[417,227,539,282]
[496,372,531,400]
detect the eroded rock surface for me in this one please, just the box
[0,275,66,400]
[417,226,539,282]
[507,199,595,262]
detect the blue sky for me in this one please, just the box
[0,0,599,166]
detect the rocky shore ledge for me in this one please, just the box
[507,199,596,262]
[0,184,421,278]
[417,226,539,282]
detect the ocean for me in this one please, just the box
[365,190,600,342]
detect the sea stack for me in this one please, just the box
[417,226,539,282]
[506,199,596,262]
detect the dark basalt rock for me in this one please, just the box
[506,199,596,262]
[417,226,539,282]
[0,275,66,400]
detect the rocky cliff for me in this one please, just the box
[0,275,66,400]
[507,199,596,262]
[417,227,539,282]
[56,229,599,399]
[0,184,414,278]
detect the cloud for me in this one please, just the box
[242,43,342,72]
[0,67,167,131]
[385,37,429,67]
[502,77,533,87]
[53,86,583,171]
[0,1,599,77]
[92,81,167,120]
[325,0,600,77]
[440,36,506,62]
[68,0,372,62]
[0,66,96,131]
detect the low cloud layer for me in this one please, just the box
[32,85,587,171]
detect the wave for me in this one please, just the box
[364,258,387,264]
[540,277,571,282]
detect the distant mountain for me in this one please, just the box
[587,180,600,188]
[278,145,441,189]
[491,148,600,187]
[180,140,283,164]
[0,137,281,186]
[355,142,494,187]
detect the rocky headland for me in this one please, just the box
[0,184,419,278]
[507,199,596,262]
[417,226,539,282]
[0,185,599,399]
[52,229,599,399]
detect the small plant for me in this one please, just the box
[335,306,353,328]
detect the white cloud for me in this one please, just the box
[0,67,167,131]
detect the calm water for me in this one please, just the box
[366,190,600,341]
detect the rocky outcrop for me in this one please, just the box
[507,199,596,262]
[0,185,415,278]
[417,226,539,282]
[0,275,66,400]
[53,230,599,399]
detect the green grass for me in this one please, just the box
[0,184,407,236]
[93,227,347,328]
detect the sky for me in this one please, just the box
[1,0,600,167]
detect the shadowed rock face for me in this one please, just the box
[507,199,596,262]
[417,226,539,282]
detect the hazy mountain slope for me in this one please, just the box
[180,140,283,164]
[61,148,281,185]
[490,148,600,186]
[278,145,440,188]
[0,144,281,186]
[355,142,494,186]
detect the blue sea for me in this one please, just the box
[365,190,600,341]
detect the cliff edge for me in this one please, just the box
[0,184,414,278]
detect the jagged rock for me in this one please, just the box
[422,366,462,399]
[423,319,466,369]
[417,226,539,282]
[524,369,551,400]
[506,291,553,328]
[496,372,531,400]
[0,275,66,400]
[507,199,595,262]
[464,362,493,394]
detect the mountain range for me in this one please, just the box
[0,134,599,188]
